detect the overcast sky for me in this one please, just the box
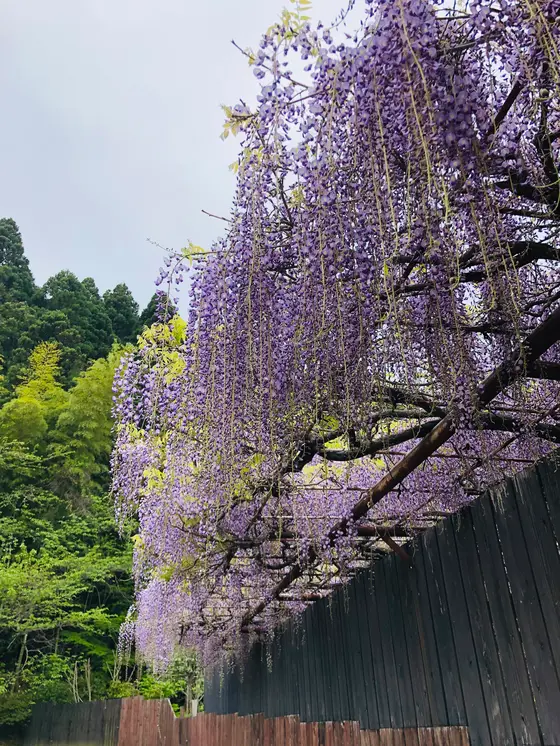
[1,0,359,309]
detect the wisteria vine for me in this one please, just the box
[112,0,560,668]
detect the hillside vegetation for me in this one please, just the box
[0,219,201,732]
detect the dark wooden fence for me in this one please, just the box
[23,699,470,745]
[23,699,122,745]
[205,454,560,746]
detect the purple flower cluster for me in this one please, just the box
[112,0,560,667]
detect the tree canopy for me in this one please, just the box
[112,0,560,666]
[0,223,200,730]
[0,217,165,388]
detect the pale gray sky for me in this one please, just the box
[1,0,358,308]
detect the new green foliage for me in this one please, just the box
[0,219,202,731]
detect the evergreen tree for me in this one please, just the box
[0,219,35,303]
[41,272,114,363]
[138,292,178,329]
[103,284,140,343]
[138,293,160,329]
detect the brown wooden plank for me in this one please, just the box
[225,714,232,746]
[155,700,164,746]
[432,727,449,746]
[276,716,285,746]
[310,722,319,746]
[214,712,220,746]
[178,717,187,746]
[293,720,302,746]
[264,716,272,746]
[378,729,394,746]
[254,713,265,746]
[332,721,344,746]
[349,721,361,746]
[212,713,217,746]
[230,713,237,746]
[287,715,298,746]
[134,697,143,746]
[324,722,334,746]
[214,714,221,746]
[214,713,219,746]
[402,727,420,746]
[445,727,462,746]
[149,699,159,746]
[416,728,434,746]
[122,697,134,746]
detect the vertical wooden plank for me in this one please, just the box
[378,730,394,746]
[340,586,358,722]
[315,599,331,723]
[514,465,560,669]
[353,573,379,730]
[419,530,466,728]
[306,603,322,722]
[264,714,273,746]
[394,554,431,731]
[332,721,344,746]
[349,721,361,746]
[255,713,265,746]
[325,721,334,746]
[409,542,449,730]
[310,721,319,746]
[341,721,351,746]
[286,715,297,746]
[471,492,540,745]
[451,508,514,746]
[416,727,435,746]
[373,560,403,729]
[363,568,391,730]
[209,713,215,746]
[383,556,418,730]
[490,478,560,742]
[402,728,420,746]
[537,457,560,543]
[432,728,450,746]
[266,632,276,718]
[324,595,343,724]
[343,581,369,729]
[301,612,315,723]
[435,517,492,745]
[147,698,156,746]
[129,697,141,746]
[331,588,352,722]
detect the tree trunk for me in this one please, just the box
[12,631,28,693]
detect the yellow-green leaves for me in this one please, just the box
[181,241,208,267]
[220,105,252,141]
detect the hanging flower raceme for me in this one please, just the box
[113,0,560,666]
